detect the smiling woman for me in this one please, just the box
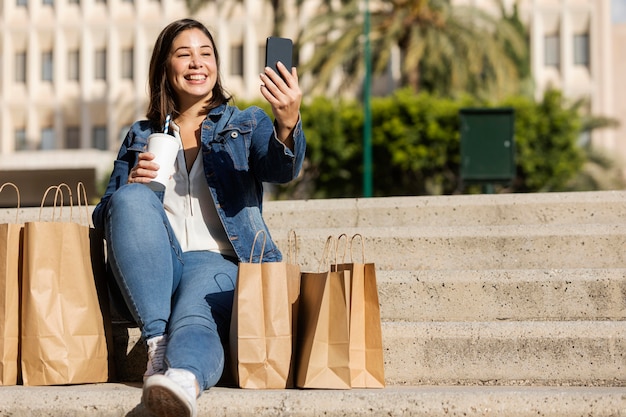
[91,18,306,417]
[166,29,217,110]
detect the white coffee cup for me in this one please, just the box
[146,132,180,191]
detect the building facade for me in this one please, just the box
[464,0,618,156]
[0,0,282,154]
[0,0,623,205]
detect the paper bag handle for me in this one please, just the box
[53,183,74,221]
[76,182,93,228]
[249,230,267,263]
[286,229,298,264]
[335,233,348,265]
[349,233,366,263]
[0,182,21,223]
[38,183,73,222]
[316,235,335,272]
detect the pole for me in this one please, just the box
[363,0,373,197]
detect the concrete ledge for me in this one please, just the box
[5,190,626,227]
[271,223,626,271]
[114,320,626,386]
[263,191,626,228]
[382,321,626,385]
[377,269,626,321]
[1,384,625,417]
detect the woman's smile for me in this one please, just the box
[167,28,217,103]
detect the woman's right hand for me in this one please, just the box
[128,152,159,184]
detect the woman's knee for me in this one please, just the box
[107,184,163,218]
[110,183,157,206]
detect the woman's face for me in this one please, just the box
[166,28,218,106]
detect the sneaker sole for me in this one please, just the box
[142,375,196,417]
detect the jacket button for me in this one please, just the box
[230,132,238,139]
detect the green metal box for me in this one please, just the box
[460,108,515,184]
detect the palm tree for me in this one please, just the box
[186,0,289,36]
[298,0,529,99]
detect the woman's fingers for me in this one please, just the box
[129,152,159,183]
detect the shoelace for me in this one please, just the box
[146,335,167,376]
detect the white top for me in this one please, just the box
[161,123,236,257]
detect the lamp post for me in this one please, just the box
[363,0,373,197]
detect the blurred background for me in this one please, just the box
[0,0,625,206]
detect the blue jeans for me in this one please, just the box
[104,183,237,391]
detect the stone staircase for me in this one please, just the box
[1,191,625,416]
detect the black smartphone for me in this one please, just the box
[265,37,293,80]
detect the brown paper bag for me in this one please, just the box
[334,234,385,388]
[296,236,351,389]
[230,230,300,389]
[79,182,116,382]
[21,183,108,385]
[0,183,22,386]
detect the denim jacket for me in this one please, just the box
[92,104,306,263]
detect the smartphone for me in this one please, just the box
[265,37,293,81]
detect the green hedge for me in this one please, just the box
[245,88,586,199]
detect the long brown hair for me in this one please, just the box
[146,18,231,129]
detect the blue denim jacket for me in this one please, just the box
[92,103,306,262]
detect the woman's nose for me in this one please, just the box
[190,55,202,68]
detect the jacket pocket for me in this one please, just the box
[220,125,252,171]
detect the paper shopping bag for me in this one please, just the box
[78,182,117,382]
[0,183,23,385]
[21,184,108,385]
[334,234,385,388]
[229,230,300,389]
[296,236,351,389]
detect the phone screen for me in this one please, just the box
[265,37,293,80]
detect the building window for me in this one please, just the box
[574,33,589,67]
[42,51,53,81]
[68,50,80,81]
[41,128,55,150]
[121,48,134,79]
[231,44,244,76]
[544,34,560,67]
[15,52,27,83]
[16,0,27,6]
[93,126,107,150]
[42,0,53,5]
[66,126,80,149]
[15,129,28,150]
[95,49,106,80]
[68,0,79,4]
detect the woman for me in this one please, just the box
[92,18,305,417]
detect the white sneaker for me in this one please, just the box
[142,368,198,417]
[144,335,168,382]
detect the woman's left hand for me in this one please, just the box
[260,62,302,149]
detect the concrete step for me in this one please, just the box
[382,320,625,385]
[110,267,626,384]
[376,269,626,322]
[3,192,625,416]
[112,320,626,386]
[271,223,626,271]
[263,191,626,228]
[10,204,626,272]
[4,190,626,228]
[0,384,624,416]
